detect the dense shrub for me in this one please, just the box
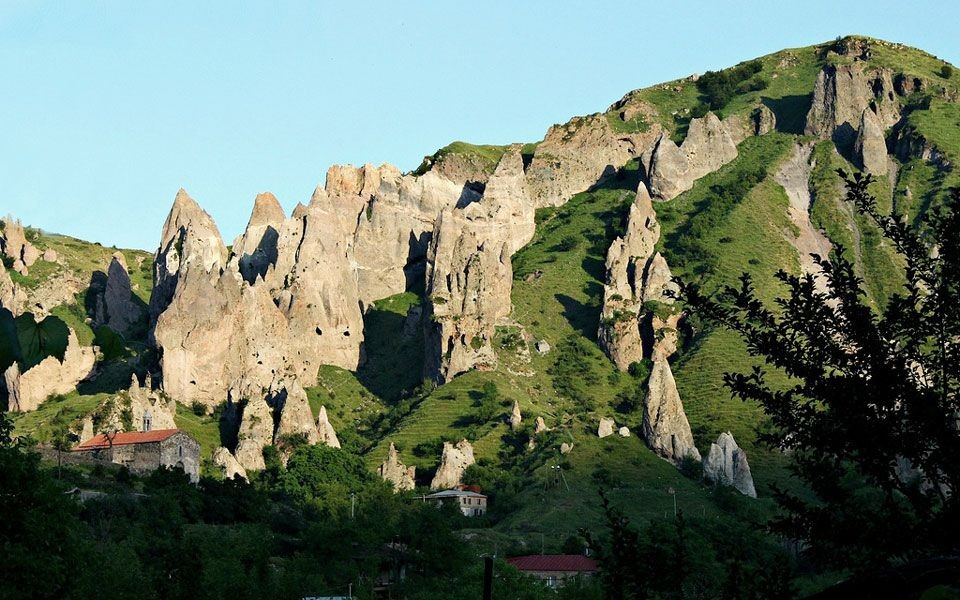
[696,59,763,109]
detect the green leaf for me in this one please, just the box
[0,307,23,373]
[14,312,70,370]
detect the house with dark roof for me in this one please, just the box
[506,554,599,588]
[73,429,200,482]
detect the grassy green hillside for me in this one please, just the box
[7,36,959,580]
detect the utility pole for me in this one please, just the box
[668,487,677,517]
[351,492,356,519]
[482,555,493,600]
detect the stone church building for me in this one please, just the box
[73,428,200,482]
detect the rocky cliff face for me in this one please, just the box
[854,107,889,175]
[151,187,364,408]
[645,112,744,201]
[526,111,661,208]
[5,329,96,412]
[344,166,469,306]
[702,432,756,497]
[430,439,475,490]
[423,150,533,383]
[379,442,416,491]
[804,63,900,152]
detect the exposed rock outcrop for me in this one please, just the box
[0,267,27,315]
[642,359,700,464]
[598,184,659,370]
[416,148,497,189]
[752,104,777,135]
[379,442,416,491]
[854,107,889,175]
[598,183,681,369]
[702,432,757,498]
[329,164,470,305]
[430,439,475,490]
[5,328,96,412]
[127,374,177,431]
[232,192,286,284]
[618,426,631,437]
[213,447,248,481]
[79,416,94,443]
[0,217,39,274]
[526,111,662,208]
[92,253,142,335]
[804,63,899,151]
[151,188,364,407]
[510,400,522,431]
[646,112,743,201]
[598,417,616,438]
[234,396,275,472]
[773,142,833,294]
[423,150,533,383]
[534,416,548,433]
[150,189,229,320]
[274,383,321,445]
[315,405,341,449]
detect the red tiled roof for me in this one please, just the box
[73,429,180,451]
[507,555,599,573]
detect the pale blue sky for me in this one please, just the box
[2,1,958,250]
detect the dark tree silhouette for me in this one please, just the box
[679,173,960,568]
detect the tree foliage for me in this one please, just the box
[679,173,960,568]
[696,59,764,110]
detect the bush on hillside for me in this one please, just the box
[696,59,763,110]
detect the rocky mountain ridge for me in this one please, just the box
[4,36,958,522]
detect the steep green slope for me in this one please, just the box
[7,37,959,576]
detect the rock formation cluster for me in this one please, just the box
[598,183,680,370]
[804,63,900,153]
[526,109,662,208]
[702,432,756,497]
[0,217,41,275]
[644,112,745,201]
[423,149,534,383]
[151,189,364,409]
[227,385,341,472]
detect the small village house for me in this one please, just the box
[506,555,599,588]
[424,487,488,517]
[73,429,200,482]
